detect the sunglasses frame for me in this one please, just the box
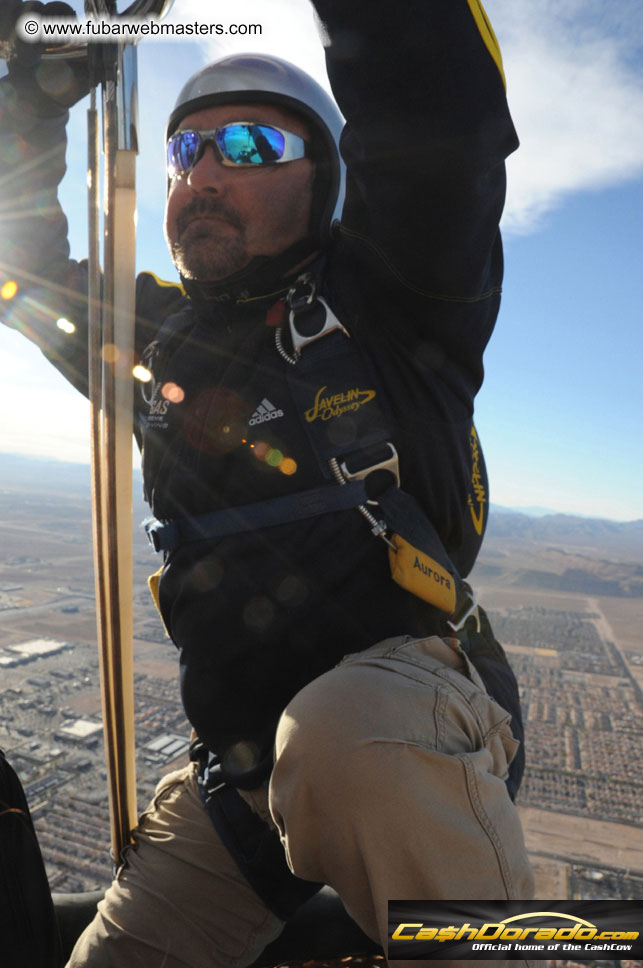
[167,122,309,177]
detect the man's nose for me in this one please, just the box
[187,144,227,193]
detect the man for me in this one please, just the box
[0,2,534,965]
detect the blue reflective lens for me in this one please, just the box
[215,124,286,165]
[167,124,302,177]
[167,130,200,176]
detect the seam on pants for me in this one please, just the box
[347,654,502,750]
[355,738,440,752]
[349,650,485,714]
[457,752,515,897]
[427,665,513,747]
[101,862,281,968]
[230,909,285,968]
[119,773,190,871]
[132,767,193,833]
[434,683,448,750]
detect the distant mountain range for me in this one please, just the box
[491,504,559,517]
[1,452,641,556]
[486,504,643,553]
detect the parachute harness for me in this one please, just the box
[147,271,479,632]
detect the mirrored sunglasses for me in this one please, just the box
[167,122,308,177]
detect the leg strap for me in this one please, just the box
[194,749,322,921]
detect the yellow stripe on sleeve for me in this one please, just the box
[466,0,507,91]
[140,270,186,295]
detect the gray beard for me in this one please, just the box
[171,233,249,282]
[172,198,249,281]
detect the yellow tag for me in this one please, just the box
[147,566,170,637]
[388,533,456,613]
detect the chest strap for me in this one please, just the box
[146,480,369,553]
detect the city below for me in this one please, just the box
[1,455,642,924]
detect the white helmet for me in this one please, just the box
[167,53,345,247]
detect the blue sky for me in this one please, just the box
[1,0,642,521]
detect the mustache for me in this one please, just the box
[176,197,244,237]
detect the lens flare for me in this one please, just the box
[243,596,275,632]
[35,61,76,103]
[161,382,185,404]
[223,741,261,776]
[252,442,270,461]
[56,317,76,334]
[101,343,120,363]
[266,448,284,468]
[132,364,153,383]
[248,440,296,474]
[279,457,297,476]
[1,280,18,300]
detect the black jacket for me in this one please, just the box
[0,0,519,783]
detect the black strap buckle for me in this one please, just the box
[447,581,481,634]
[144,518,173,553]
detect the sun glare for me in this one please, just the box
[132,364,153,383]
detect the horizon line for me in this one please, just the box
[1,450,640,527]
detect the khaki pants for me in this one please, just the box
[67,636,534,968]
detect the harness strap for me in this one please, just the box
[191,745,322,921]
[145,479,370,553]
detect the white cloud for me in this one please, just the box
[55,0,643,239]
[485,0,643,233]
[165,0,328,85]
[159,0,643,235]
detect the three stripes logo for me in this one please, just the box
[249,398,284,427]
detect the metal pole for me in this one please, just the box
[87,87,128,859]
[95,43,138,863]
[86,31,140,865]
[83,0,173,868]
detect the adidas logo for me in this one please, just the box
[249,398,285,426]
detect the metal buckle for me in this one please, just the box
[447,582,481,634]
[144,519,162,553]
[288,295,349,357]
[339,443,400,504]
[285,274,349,357]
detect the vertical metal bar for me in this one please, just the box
[112,46,139,854]
[93,48,138,864]
[88,89,124,860]
[85,0,173,872]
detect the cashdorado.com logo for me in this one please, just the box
[388,901,643,960]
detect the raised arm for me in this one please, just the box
[314,0,517,297]
[0,10,93,392]
[0,5,184,398]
